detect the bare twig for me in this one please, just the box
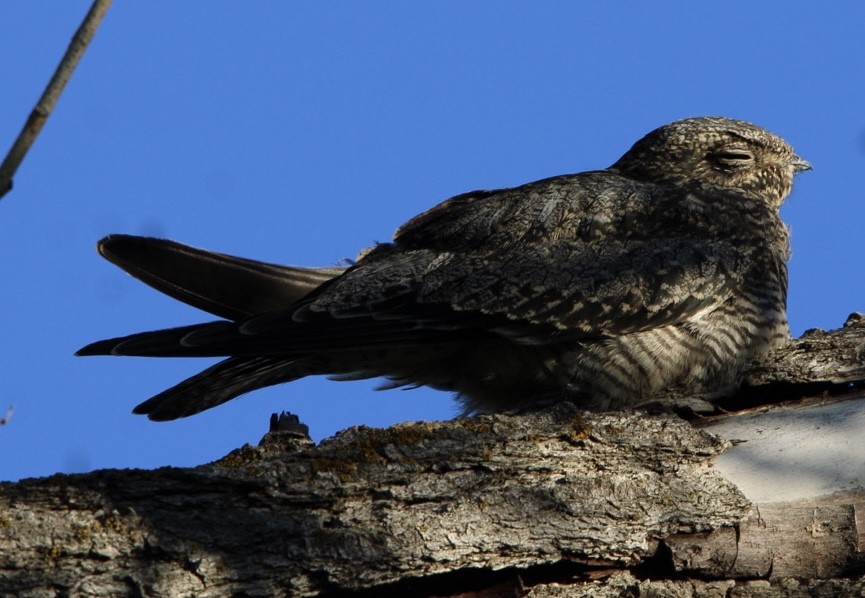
[0,0,112,200]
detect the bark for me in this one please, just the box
[526,572,865,597]
[735,312,865,403]
[2,318,865,597]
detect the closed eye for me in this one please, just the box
[709,148,755,169]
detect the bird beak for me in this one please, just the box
[791,155,812,173]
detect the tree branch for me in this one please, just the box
[0,0,112,200]
[2,319,864,596]
[0,406,750,596]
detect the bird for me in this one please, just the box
[78,116,811,421]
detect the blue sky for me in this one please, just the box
[2,2,863,481]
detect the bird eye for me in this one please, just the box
[710,148,754,168]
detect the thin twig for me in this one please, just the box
[0,0,113,200]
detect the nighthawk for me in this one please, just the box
[78,116,811,421]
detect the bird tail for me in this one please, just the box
[77,234,348,357]
[95,234,345,321]
[132,356,306,420]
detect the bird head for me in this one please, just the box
[611,116,811,209]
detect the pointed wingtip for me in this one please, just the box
[95,234,152,263]
[132,392,183,421]
[132,392,204,421]
[75,339,119,356]
[131,401,164,420]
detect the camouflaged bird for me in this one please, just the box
[78,116,811,421]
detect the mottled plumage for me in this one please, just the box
[78,117,810,420]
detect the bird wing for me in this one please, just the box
[424,240,739,339]
[84,172,749,357]
[239,172,746,344]
[96,235,345,320]
[393,188,500,242]
[262,239,741,345]
[391,172,606,249]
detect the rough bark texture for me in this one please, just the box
[526,572,865,597]
[2,319,865,597]
[1,407,749,596]
[734,312,865,403]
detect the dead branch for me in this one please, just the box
[0,0,112,199]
